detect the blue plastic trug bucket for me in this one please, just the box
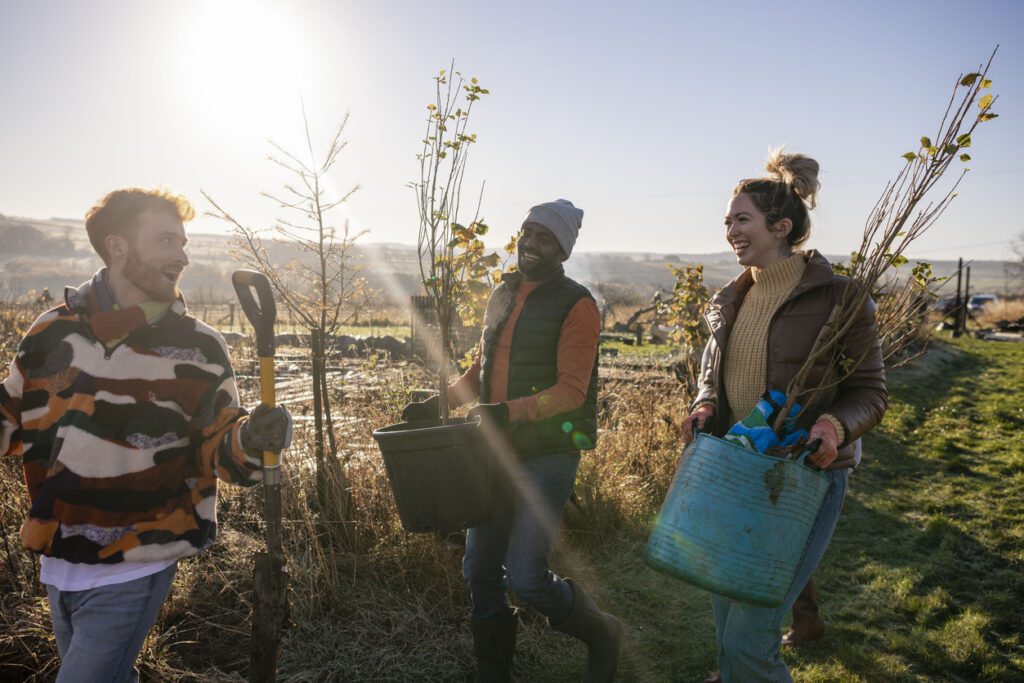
[645,433,831,606]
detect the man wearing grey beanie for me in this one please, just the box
[403,199,621,682]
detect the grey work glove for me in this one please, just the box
[402,394,441,422]
[240,404,293,455]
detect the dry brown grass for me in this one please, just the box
[0,302,56,681]
[567,378,689,537]
[974,298,1024,328]
[0,298,693,680]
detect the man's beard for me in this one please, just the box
[123,247,180,303]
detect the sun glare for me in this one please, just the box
[179,0,316,146]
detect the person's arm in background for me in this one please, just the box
[681,338,718,443]
[0,348,24,459]
[689,338,718,415]
[446,343,482,409]
[0,310,55,461]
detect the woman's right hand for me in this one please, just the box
[682,404,715,444]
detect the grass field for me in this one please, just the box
[1,306,1022,680]
[791,338,1024,681]
[522,336,1024,681]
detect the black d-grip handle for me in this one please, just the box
[232,270,277,358]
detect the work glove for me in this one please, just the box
[240,404,293,455]
[402,394,441,422]
[467,402,510,430]
[682,403,715,444]
[807,419,840,469]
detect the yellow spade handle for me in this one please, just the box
[259,356,279,468]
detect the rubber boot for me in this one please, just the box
[470,610,518,682]
[781,577,825,647]
[550,579,623,682]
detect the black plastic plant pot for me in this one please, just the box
[372,418,496,533]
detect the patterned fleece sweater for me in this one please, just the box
[0,273,262,565]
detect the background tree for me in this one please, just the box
[657,264,710,393]
[1010,230,1024,292]
[205,105,365,536]
[448,223,516,331]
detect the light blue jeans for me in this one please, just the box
[463,451,580,622]
[46,563,177,683]
[712,468,849,682]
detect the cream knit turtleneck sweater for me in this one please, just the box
[723,252,807,424]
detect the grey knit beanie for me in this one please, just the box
[523,199,583,257]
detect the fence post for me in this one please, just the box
[310,328,325,493]
[409,296,416,352]
[953,258,964,337]
[963,266,972,332]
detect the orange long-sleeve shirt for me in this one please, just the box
[447,280,600,423]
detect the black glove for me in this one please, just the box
[402,394,441,422]
[467,402,509,430]
[240,404,293,454]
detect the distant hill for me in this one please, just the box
[0,214,1016,303]
[0,220,79,256]
[565,251,1015,299]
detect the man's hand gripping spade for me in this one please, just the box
[233,270,289,683]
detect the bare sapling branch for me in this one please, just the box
[410,62,492,424]
[204,106,370,530]
[773,48,1000,433]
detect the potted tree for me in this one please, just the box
[372,66,504,533]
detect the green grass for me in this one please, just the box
[560,336,1024,681]
[601,339,680,361]
[790,337,1024,681]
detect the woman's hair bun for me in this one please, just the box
[765,147,820,209]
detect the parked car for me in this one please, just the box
[935,297,959,315]
[967,294,998,313]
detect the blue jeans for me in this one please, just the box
[463,451,580,622]
[46,563,177,683]
[711,468,849,683]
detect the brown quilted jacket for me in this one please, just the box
[691,250,888,469]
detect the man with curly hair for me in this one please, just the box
[0,188,291,682]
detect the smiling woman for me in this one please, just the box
[176,0,317,143]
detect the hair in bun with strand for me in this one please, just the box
[765,149,820,209]
[734,147,821,247]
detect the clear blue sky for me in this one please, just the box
[1,0,1021,259]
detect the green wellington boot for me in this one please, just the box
[470,609,519,682]
[550,579,623,682]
